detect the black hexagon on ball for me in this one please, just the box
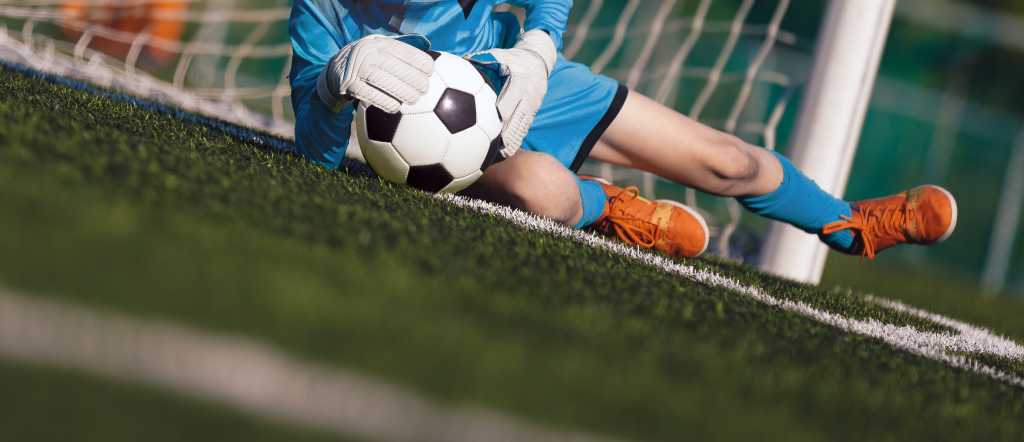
[433,88,476,134]
[407,164,455,193]
[365,105,402,142]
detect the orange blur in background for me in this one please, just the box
[59,0,186,66]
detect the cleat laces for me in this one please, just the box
[599,186,661,248]
[822,202,922,260]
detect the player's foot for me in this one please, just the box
[584,177,710,258]
[822,185,958,259]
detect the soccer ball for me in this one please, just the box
[354,50,504,194]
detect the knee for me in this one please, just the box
[498,153,581,224]
[705,136,760,189]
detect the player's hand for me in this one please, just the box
[317,35,434,114]
[467,29,557,158]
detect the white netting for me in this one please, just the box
[0,0,819,261]
[566,0,812,259]
[0,0,294,136]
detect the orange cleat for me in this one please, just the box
[822,185,958,259]
[585,177,709,258]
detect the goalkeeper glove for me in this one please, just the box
[467,29,557,158]
[317,35,434,114]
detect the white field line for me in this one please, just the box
[0,290,619,442]
[436,193,1024,388]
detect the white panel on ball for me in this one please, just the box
[400,73,446,115]
[433,52,485,94]
[361,140,410,184]
[391,113,451,166]
[440,170,483,194]
[473,86,501,140]
[360,141,407,184]
[355,105,409,183]
[443,126,491,178]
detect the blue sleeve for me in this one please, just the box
[504,0,571,50]
[289,0,355,170]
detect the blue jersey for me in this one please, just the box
[289,0,572,169]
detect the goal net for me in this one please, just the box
[566,0,812,262]
[0,0,885,279]
[0,0,295,138]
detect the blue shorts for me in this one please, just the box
[522,56,627,172]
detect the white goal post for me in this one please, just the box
[759,0,896,284]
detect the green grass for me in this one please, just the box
[1,65,1024,441]
[824,255,1024,341]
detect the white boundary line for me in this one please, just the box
[1,193,1021,442]
[435,193,1024,389]
[0,290,619,442]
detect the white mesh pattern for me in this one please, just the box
[569,0,804,259]
[0,0,292,137]
[0,0,813,262]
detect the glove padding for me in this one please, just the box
[468,29,557,158]
[317,35,433,114]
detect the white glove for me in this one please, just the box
[317,35,434,114]
[468,29,557,158]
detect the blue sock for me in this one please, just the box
[737,151,855,251]
[574,176,608,229]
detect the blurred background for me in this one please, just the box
[824,0,1024,298]
[1,0,1021,296]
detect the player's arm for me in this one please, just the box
[289,0,433,169]
[289,0,354,168]
[505,0,571,50]
[468,0,569,158]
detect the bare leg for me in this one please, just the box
[592,91,783,198]
[586,91,957,259]
[461,150,584,226]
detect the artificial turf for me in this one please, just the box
[1,64,1023,441]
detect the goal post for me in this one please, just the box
[759,0,896,284]
[981,135,1024,293]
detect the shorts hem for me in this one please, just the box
[570,84,628,173]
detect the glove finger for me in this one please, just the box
[496,77,532,121]
[375,54,430,94]
[363,68,426,105]
[492,97,532,155]
[385,42,435,75]
[498,76,545,121]
[348,82,401,113]
[501,132,525,156]
[503,109,533,151]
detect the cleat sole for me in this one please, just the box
[924,185,958,243]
